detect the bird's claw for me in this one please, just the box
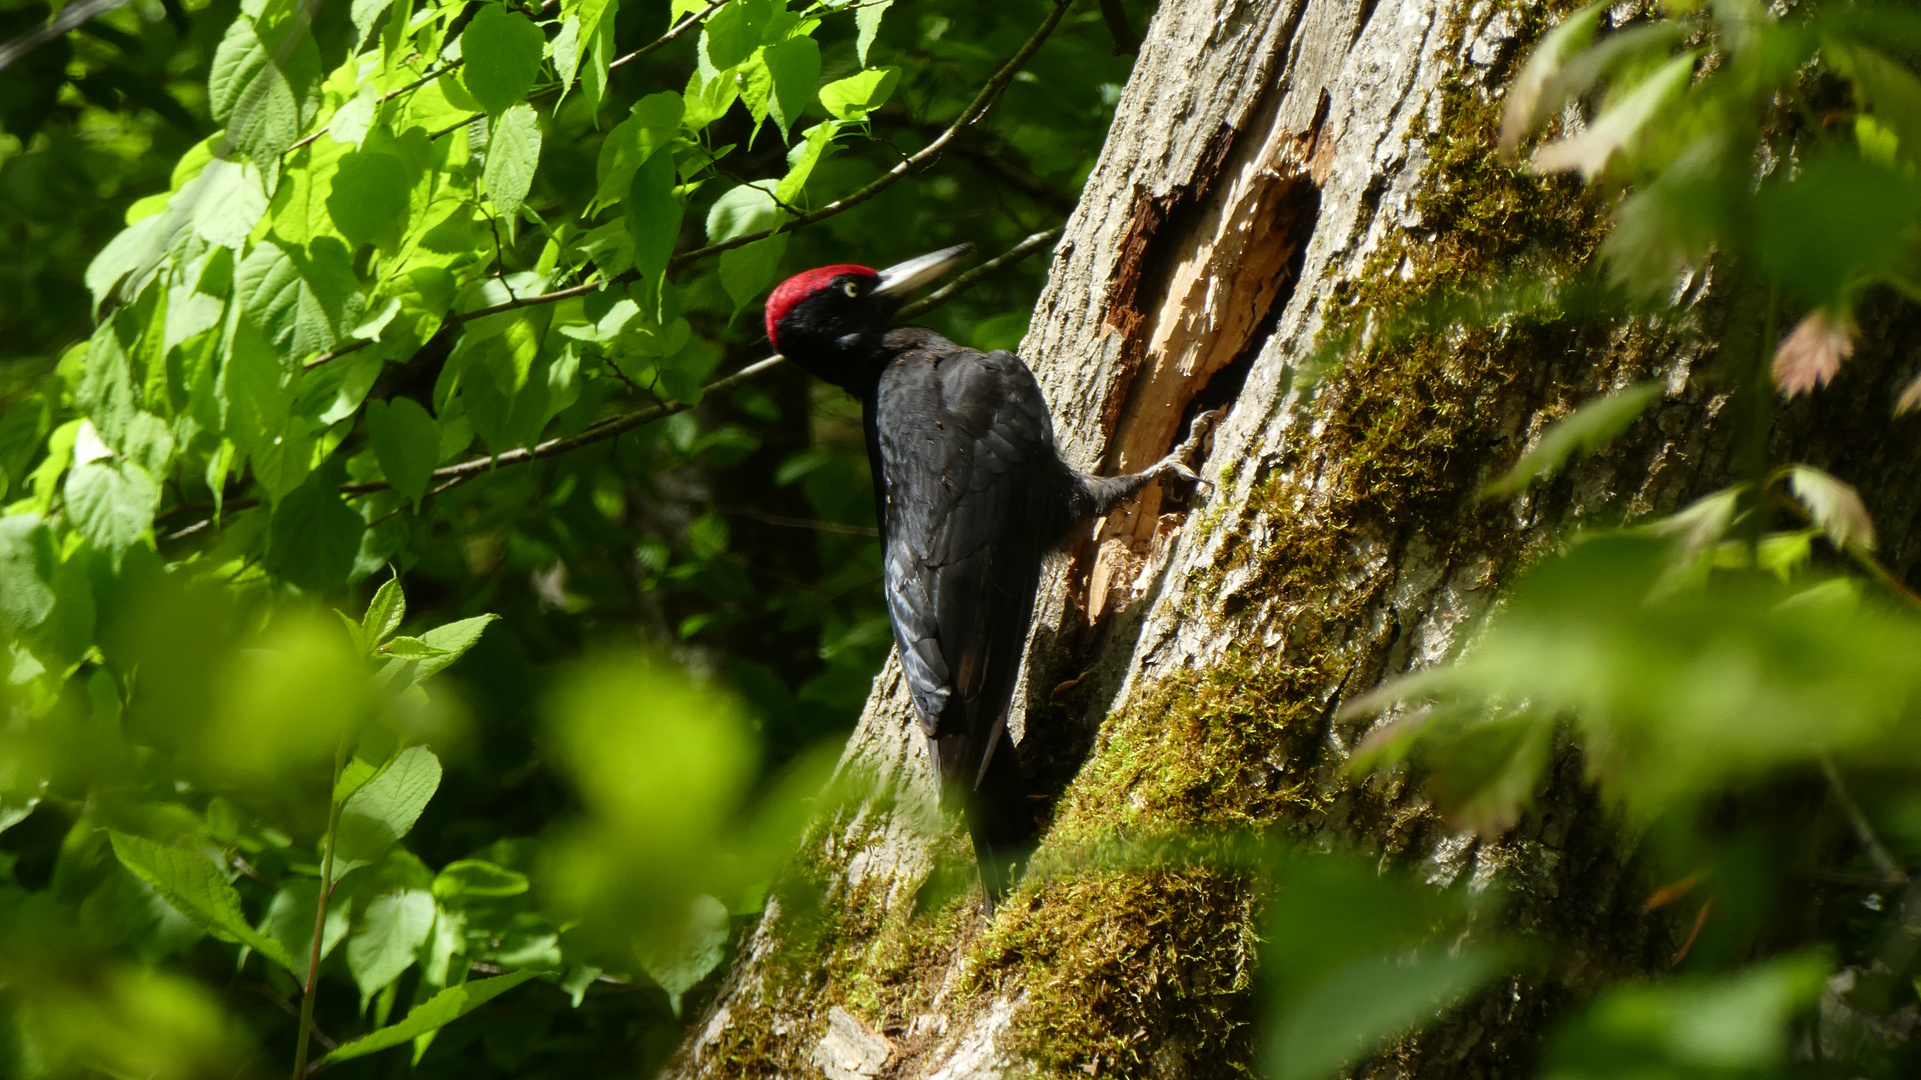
[1156,408,1224,497]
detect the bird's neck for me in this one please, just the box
[782,326,900,393]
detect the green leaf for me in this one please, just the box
[1530,51,1698,180]
[332,746,443,881]
[433,858,529,898]
[208,15,321,164]
[718,235,788,317]
[188,159,270,247]
[320,972,538,1064]
[328,149,411,247]
[461,5,545,116]
[379,635,448,659]
[1482,382,1661,496]
[350,0,393,40]
[401,614,500,684]
[635,894,729,1017]
[235,237,367,359]
[854,0,890,65]
[108,831,302,973]
[700,0,763,71]
[1497,1,1601,158]
[1543,955,1828,1075]
[365,397,440,503]
[64,460,158,567]
[595,92,684,209]
[706,180,785,244]
[818,66,899,121]
[483,102,542,219]
[265,470,365,592]
[776,120,836,205]
[0,514,57,637]
[762,36,820,142]
[625,150,684,287]
[1269,946,1507,1080]
[361,568,409,641]
[347,889,436,1007]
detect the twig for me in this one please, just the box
[1821,754,1909,885]
[897,225,1061,320]
[720,505,879,536]
[170,224,1062,538]
[292,736,349,1080]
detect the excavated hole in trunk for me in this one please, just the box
[1019,172,1325,823]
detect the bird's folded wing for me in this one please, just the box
[877,346,1057,781]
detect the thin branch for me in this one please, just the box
[897,225,1061,320]
[173,223,1061,538]
[721,505,879,537]
[1821,754,1909,885]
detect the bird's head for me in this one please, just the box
[765,244,971,388]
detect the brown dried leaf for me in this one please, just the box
[1772,310,1856,397]
[1896,372,1921,415]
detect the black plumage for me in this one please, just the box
[766,248,1215,900]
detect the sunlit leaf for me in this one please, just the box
[347,889,436,1006]
[1541,954,1828,1076]
[0,514,57,637]
[1786,465,1876,554]
[1498,1,1602,160]
[333,747,443,881]
[1771,309,1855,397]
[261,878,352,983]
[319,971,538,1063]
[818,66,900,121]
[433,858,529,898]
[855,0,890,66]
[763,36,821,142]
[595,92,684,210]
[108,831,302,973]
[64,460,158,567]
[1531,51,1698,180]
[484,103,543,219]
[1483,382,1661,496]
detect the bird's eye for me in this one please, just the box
[842,281,861,297]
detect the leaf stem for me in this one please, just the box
[293,737,349,1080]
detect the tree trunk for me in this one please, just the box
[668,0,1921,1076]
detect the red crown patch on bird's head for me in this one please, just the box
[765,264,877,352]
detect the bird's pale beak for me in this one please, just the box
[873,244,973,297]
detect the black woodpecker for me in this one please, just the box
[765,245,1218,901]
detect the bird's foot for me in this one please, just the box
[1152,408,1224,495]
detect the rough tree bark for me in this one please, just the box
[667,0,1921,1076]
